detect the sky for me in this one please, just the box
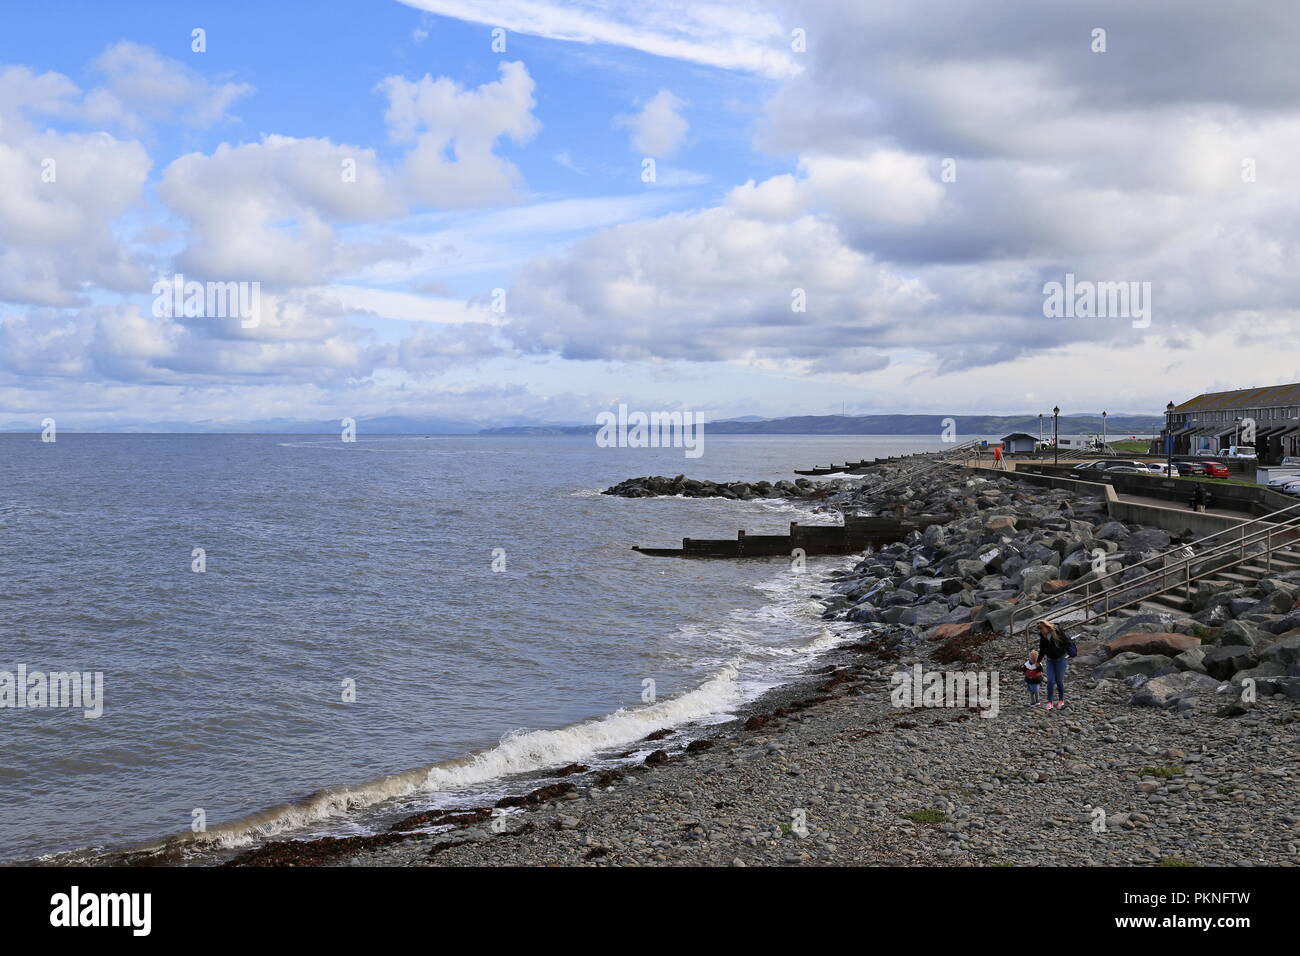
[2,0,1299,430]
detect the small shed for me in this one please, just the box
[1001,432,1038,454]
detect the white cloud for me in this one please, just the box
[616,89,688,157]
[0,67,152,307]
[505,201,933,363]
[159,136,409,286]
[83,41,252,133]
[394,0,798,77]
[381,61,539,207]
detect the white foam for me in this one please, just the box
[422,660,743,791]
[149,661,744,852]
[131,558,857,857]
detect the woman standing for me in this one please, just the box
[1036,620,1072,710]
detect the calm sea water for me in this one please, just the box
[0,433,947,862]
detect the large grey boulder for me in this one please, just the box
[908,577,950,597]
[1019,565,1057,596]
[984,515,1018,533]
[1103,632,1200,658]
[847,606,882,624]
[985,605,1023,633]
[1264,611,1300,635]
[1193,604,1233,627]
[1094,521,1130,541]
[1230,661,1287,685]
[1101,612,1189,641]
[1193,579,1236,612]
[1259,635,1300,674]
[900,602,949,627]
[1218,620,1265,648]
[1094,652,1176,681]
[1202,644,1260,681]
[1126,528,1173,552]
[1255,676,1300,700]
[1130,671,1222,708]
[1173,647,1209,674]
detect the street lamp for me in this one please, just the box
[1038,413,1044,448]
[1102,410,1107,452]
[1166,401,1175,473]
[1053,406,1060,465]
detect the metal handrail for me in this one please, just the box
[1008,509,1300,641]
[1006,498,1300,635]
[1023,517,1299,633]
[1015,531,1299,646]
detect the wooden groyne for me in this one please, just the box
[793,460,875,476]
[632,515,951,558]
[792,449,962,476]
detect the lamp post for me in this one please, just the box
[1038,413,1044,448]
[1234,416,1242,451]
[1053,406,1060,465]
[1102,410,1107,452]
[1166,401,1175,474]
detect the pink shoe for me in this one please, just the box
[1043,703,1053,711]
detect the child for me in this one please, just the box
[1022,650,1044,705]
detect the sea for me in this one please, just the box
[0,432,949,862]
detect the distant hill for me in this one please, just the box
[1,411,1162,436]
[480,413,1162,436]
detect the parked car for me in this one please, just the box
[1281,457,1300,468]
[1071,459,1149,477]
[1146,462,1181,477]
[1199,461,1230,478]
[1277,479,1300,497]
[1266,472,1300,488]
[1179,460,1209,476]
[1105,466,1150,475]
[1223,445,1256,459]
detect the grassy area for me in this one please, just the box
[1110,439,1154,453]
[904,810,948,824]
[1139,765,1184,779]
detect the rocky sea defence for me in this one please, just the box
[603,475,857,500]
[227,461,1299,866]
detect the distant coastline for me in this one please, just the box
[479,413,1163,437]
[0,413,1163,436]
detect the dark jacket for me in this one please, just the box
[1039,632,1070,661]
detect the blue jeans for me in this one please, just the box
[1026,681,1040,702]
[1044,657,1067,701]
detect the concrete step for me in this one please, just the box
[1141,592,1189,612]
[1212,570,1266,586]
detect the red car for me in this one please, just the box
[1199,461,1230,478]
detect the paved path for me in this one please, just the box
[962,459,1251,521]
[1113,491,1245,521]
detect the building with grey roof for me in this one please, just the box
[1164,383,1300,463]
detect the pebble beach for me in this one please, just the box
[222,460,1300,868]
